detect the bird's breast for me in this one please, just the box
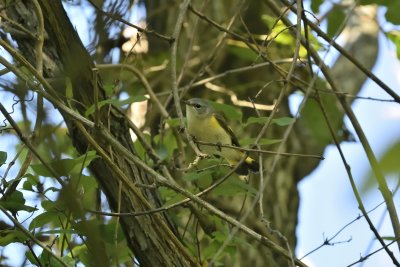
[188,115,231,145]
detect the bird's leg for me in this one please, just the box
[215,142,222,152]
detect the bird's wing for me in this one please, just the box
[214,112,241,147]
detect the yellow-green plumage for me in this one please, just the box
[185,98,259,175]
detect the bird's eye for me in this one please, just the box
[194,104,202,109]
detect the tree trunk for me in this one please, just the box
[5,1,195,266]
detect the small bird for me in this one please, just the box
[184,98,259,175]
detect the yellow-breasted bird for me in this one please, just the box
[184,98,259,175]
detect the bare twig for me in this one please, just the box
[280,0,400,103]
[0,205,69,267]
[0,103,65,187]
[347,238,400,267]
[195,141,324,159]
[89,123,307,266]
[171,0,205,157]
[87,0,174,43]
[268,0,400,259]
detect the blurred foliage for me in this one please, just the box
[362,141,400,193]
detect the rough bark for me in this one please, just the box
[5,1,195,266]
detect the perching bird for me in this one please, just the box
[184,98,259,175]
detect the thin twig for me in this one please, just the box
[195,141,324,159]
[269,0,400,260]
[96,64,169,117]
[0,103,65,187]
[171,0,205,157]
[90,123,307,266]
[0,13,37,40]
[301,199,387,259]
[87,0,174,43]
[0,205,69,267]
[74,122,197,265]
[346,238,400,267]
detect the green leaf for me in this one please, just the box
[261,15,294,45]
[31,150,98,177]
[327,7,346,38]
[165,117,181,127]
[0,230,28,246]
[0,151,6,166]
[99,221,125,243]
[213,178,256,196]
[85,95,148,117]
[30,211,64,230]
[154,130,178,161]
[273,117,296,126]
[183,170,213,181]
[386,2,400,26]
[40,249,69,267]
[387,31,400,59]
[71,244,90,266]
[22,173,39,191]
[26,250,38,266]
[245,116,295,127]
[211,102,242,121]
[133,133,151,159]
[310,0,323,12]
[79,175,98,209]
[362,141,400,193]
[0,191,37,212]
[65,77,73,100]
[228,45,257,61]
[301,97,338,144]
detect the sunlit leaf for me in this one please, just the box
[387,31,400,59]
[261,15,294,45]
[71,244,90,266]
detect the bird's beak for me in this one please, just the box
[182,99,190,106]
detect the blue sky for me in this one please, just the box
[296,32,400,266]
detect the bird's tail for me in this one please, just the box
[227,156,259,175]
[244,157,259,173]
